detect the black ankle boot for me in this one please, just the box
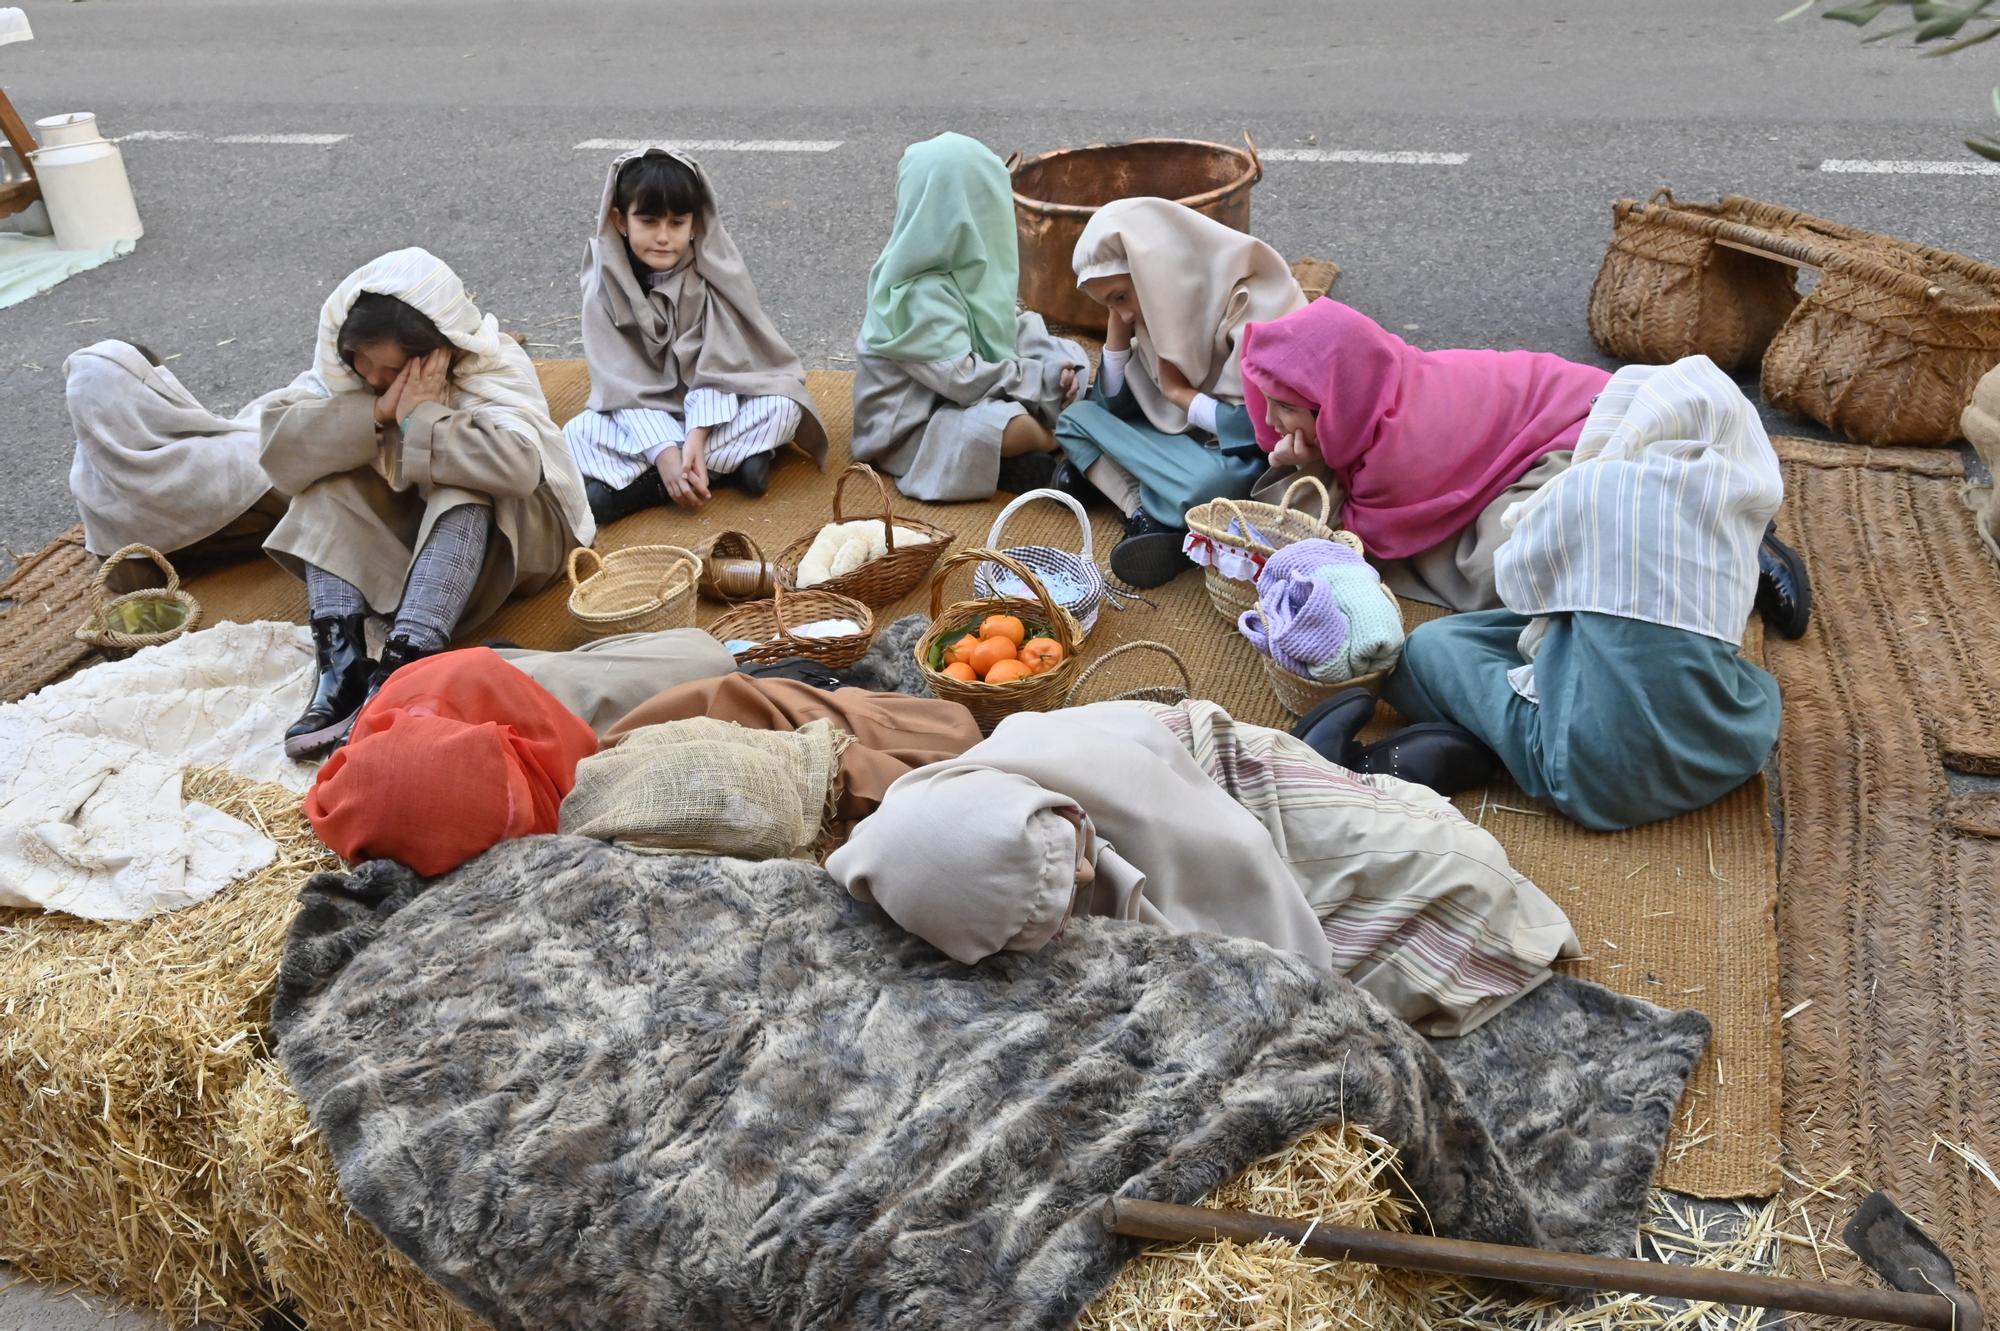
[729,452,774,497]
[285,614,375,759]
[1292,687,1379,769]
[1756,522,1812,640]
[1109,510,1191,590]
[329,636,440,753]
[1354,723,1500,797]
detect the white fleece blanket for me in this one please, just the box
[0,621,319,920]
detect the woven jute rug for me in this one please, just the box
[1762,439,2000,1308]
[0,524,97,703]
[1,360,1783,1199]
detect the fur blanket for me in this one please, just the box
[272,836,1702,1331]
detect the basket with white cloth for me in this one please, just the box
[970,488,1110,637]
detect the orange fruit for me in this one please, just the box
[968,635,1019,678]
[1018,637,1065,673]
[947,634,980,667]
[984,658,1033,685]
[979,614,1027,646]
[942,661,977,682]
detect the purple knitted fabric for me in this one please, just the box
[1237,540,1370,677]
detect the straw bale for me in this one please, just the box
[222,1060,487,1331]
[0,770,333,1329]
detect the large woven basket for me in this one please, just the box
[1010,133,1261,333]
[971,488,1108,637]
[1586,192,1804,371]
[1184,475,1338,624]
[74,544,201,658]
[566,544,702,638]
[1064,640,1191,707]
[774,463,956,608]
[1249,535,1403,718]
[915,548,1084,733]
[706,585,875,668]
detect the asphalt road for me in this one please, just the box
[1,1,1996,1325]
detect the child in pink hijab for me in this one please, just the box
[1240,299,1611,612]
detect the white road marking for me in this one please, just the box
[1820,157,2000,176]
[115,130,203,142]
[214,133,349,145]
[1261,148,1469,165]
[572,138,843,153]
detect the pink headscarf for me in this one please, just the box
[1241,300,1612,559]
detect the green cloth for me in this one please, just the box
[1054,373,1262,527]
[0,232,135,310]
[1383,609,1780,832]
[861,133,1019,364]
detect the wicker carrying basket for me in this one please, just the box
[774,463,955,608]
[566,544,702,638]
[706,584,876,668]
[1250,533,1403,718]
[971,487,1109,637]
[1184,475,1338,624]
[74,544,201,658]
[915,548,1085,733]
[695,529,774,603]
[1064,640,1191,707]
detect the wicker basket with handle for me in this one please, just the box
[566,544,702,638]
[695,529,774,603]
[74,544,201,658]
[971,487,1108,637]
[1184,475,1338,624]
[1248,533,1403,718]
[1063,640,1191,707]
[773,463,955,608]
[915,548,1084,733]
[706,584,876,669]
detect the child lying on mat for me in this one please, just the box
[565,148,826,521]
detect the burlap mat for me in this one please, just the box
[4,359,1783,1198]
[1763,445,2000,1309]
[0,525,98,703]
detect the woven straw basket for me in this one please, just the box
[971,488,1108,637]
[74,544,201,658]
[1064,640,1191,707]
[566,544,702,638]
[1250,532,1403,718]
[915,548,1084,733]
[1184,475,1337,623]
[707,585,876,668]
[695,529,774,603]
[774,463,955,608]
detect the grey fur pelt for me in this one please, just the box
[840,612,932,696]
[274,836,1584,1331]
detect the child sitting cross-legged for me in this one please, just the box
[566,148,826,520]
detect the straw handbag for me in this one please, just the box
[694,529,774,603]
[1064,640,1191,707]
[774,463,955,608]
[1184,475,1337,623]
[914,548,1084,733]
[566,544,702,638]
[1251,533,1403,718]
[74,544,201,658]
[706,585,876,668]
[971,487,1109,636]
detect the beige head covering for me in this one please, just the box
[829,703,1333,970]
[1071,198,1304,433]
[309,247,595,547]
[579,147,827,465]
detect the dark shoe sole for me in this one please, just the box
[1109,529,1189,590]
[284,708,361,761]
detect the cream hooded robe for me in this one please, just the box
[260,248,594,624]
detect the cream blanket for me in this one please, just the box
[0,621,319,920]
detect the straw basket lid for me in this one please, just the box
[74,544,201,657]
[773,463,955,609]
[972,487,1108,636]
[916,547,1085,733]
[565,544,702,638]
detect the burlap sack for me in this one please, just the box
[1962,364,2000,563]
[559,717,843,860]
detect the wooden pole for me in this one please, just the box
[1103,1199,1980,1331]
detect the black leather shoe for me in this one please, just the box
[1292,687,1379,769]
[585,469,670,526]
[284,614,376,759]
[995,449,1059,495]
[729,451,775,497]
[1756,522,1812,640]
[1050,458,1103,507]
[329,636,440,752]
[1354,722,1499,796]
[1109,510,1190,590]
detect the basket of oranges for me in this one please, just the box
[915,547,1084,732]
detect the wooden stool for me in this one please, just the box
[0,86,40,219]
